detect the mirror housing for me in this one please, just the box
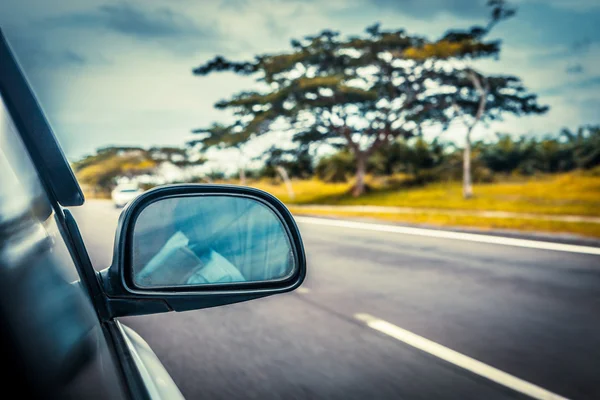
[99,184,306,319]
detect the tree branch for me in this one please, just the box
[338,126,359,152]
[366,133,387,156]
[467,69,489,138]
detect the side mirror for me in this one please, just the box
[99,185,306,318]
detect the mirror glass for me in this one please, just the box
[131,195,296,288]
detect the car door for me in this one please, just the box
[0,27,186,400]
[0,89,131,398]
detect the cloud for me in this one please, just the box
[95,3,202,38]
[366,0,488,20]
[541,75,600,97]
[566,64,584,74]
[524,0,600,12]
[220,0,250,11]
[495,2,600,49]
[264,15,289,38]
[572,38,593,53]
[5,33,87,70]
[42,2,223,53]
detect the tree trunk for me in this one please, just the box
[463,133,473,199]
[238,147,246,185]
[460,70,488,200]
[352,152,367,197]
[239,166,246,185]
[276,166,295,200]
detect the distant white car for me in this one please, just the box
[111,184,143,208]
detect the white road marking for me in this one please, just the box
[355,313,569,400]
[296,287,311,294]
[295,216,600,256]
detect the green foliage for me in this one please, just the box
[477,126,600,174]
[147,146,194,167]
[312,125,600,182]
[73,146,204,194]
[315,150,355,182]
[363,137,446,178]
[189,123,249,149]
[76,126,600,195]
[562,126,600,169]
[73,147,155,191]
[258,146,314,179]
[205,170,226,181]
[193,25,435,153]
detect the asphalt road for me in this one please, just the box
[71,200,600,400]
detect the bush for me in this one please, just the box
[315,150,355,182]
[313,125,599,187]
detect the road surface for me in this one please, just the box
[71,200,600,400]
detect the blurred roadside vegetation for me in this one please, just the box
[72,146,201,197]
[249,126,600,237]
[253,169,600,217]
[74,125,600,239]
[260,126,600,187]
[252,163,600,238]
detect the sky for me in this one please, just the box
[0,0,599,168]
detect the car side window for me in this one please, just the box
[0,92,78,281]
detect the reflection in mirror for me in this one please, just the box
[131,195,295,288]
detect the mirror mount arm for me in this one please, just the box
[99,268,277,319]
[98,268,172,319]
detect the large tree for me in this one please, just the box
[447,71,547,197]
[191,0,545,197]
[192,25,467,196]
[408,0,548,198]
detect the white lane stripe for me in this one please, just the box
[295,216,600,256]
[296,287,311,294]
[355,313,569,400]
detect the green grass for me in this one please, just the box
[287,207,600,238]
[250,172,600,217]
[248,172,600,238]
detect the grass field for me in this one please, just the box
[251,172,600,216]
[286,208,600,238]
[248,171,600,238]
